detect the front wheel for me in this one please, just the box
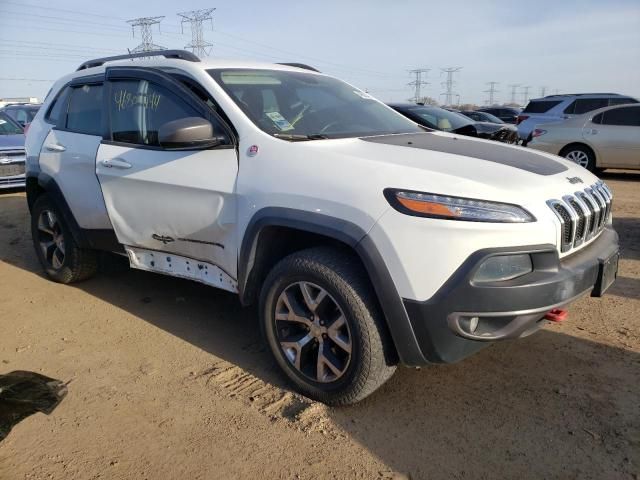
[561,145,596,172]
[260,247,397,405]
[31,195,98,283]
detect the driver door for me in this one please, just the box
[96,67,239,284]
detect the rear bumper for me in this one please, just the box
[403,227,619,364]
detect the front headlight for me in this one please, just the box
[384,189,536,223]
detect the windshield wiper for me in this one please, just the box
[273,133,329,141]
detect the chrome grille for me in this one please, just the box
[547,181,612,253]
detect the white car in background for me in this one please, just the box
[528,104,640,172]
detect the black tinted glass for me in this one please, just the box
[523,100,562,113]
[66,84,103,135]
[45,87,70,125]
[0,112,23,135]
[110,79,202,146]
[601,107,640,126]
[609,97,639,106]
[573,98,609,115]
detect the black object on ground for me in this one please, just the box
[0,370,68,442]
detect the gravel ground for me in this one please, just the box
[0,171,638,480]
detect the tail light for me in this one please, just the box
[23,122,31,135]
[532,128,547,138]
[516,115,529,125]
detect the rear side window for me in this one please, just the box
[608,97,638,106]
[522,100,562,114]
[109,79,203,146]
[45,87,71,125]
[66,84,103,135]
[565,98,609,115]
[601,107,640,126]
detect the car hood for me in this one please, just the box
[0,134,25,150]
[290,131,599,209]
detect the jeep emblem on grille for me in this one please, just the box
[567,176,584,184]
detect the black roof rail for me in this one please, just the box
[277,62,320,72]
[543,93,622,98]
[76,50,200,71]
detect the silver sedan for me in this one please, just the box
[528,103,640,172]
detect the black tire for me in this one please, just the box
[260,247,397,406]
[560,144,597,172]
[31,194,98,284]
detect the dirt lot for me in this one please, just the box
[0,172,638,480]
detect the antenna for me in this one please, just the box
[440,67,462,106]
[127,16,166,53]
[408,68,430,103]
[178,8,216,57]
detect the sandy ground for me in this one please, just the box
[0,171,638,480]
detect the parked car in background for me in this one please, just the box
[517,93,637,144]
[389,103,519,143]
[528,104,640,172]
[0,103,41,127]
[476,106,521,124]
[0,111,26,189]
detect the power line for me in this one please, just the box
[521,85,531,105]
[507,84,520,104]
[408,68,429,103]
[127,16,167,53]
[440,67,462,106]
[484,81,499,105]
[178,9,216,57]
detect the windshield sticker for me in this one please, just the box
[113,89,161,111]
[353,90,374,100]
[265,111,294,131]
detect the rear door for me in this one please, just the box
[587,106,640,168]
[96,67,239,282]
[38,77,113,230]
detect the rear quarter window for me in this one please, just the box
[522,100,562,114]
[601,107,640,126]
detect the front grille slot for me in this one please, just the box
[547,181,612,254]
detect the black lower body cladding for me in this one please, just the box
[404,227,619,364]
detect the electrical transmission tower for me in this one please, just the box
[521,85,531,105]
[539,86,547,97]
[440,67,462,106]
[408,68,430,103]
[484,81,499,105]
[508,84,520,104]
[178,8,216,57]
[127,16,166,53]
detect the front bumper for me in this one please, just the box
[403,227,619,364]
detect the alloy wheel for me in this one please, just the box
[565,150,590,168]
[37,210,66,269]
[274,281,352,383]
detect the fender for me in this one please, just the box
[27,170,121,252]
[238,207,427,365]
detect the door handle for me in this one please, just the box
[100,158,132,169]
[45,143,66,152]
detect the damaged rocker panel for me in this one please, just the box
[126,246,237,293]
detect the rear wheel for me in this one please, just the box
[260,247,396,405]
[31,195,98,283]
[561,145,596,172]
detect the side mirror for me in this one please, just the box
[158,117,223,149]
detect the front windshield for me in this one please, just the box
[406,106,472,132]
[0,113,24,135]
[208,69,422,139]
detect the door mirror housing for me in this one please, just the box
[158,117,223,149]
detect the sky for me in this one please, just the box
[1,0,639,106]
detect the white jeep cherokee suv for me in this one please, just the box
[25,51,619,405]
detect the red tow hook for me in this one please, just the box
[544,308,568,323]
